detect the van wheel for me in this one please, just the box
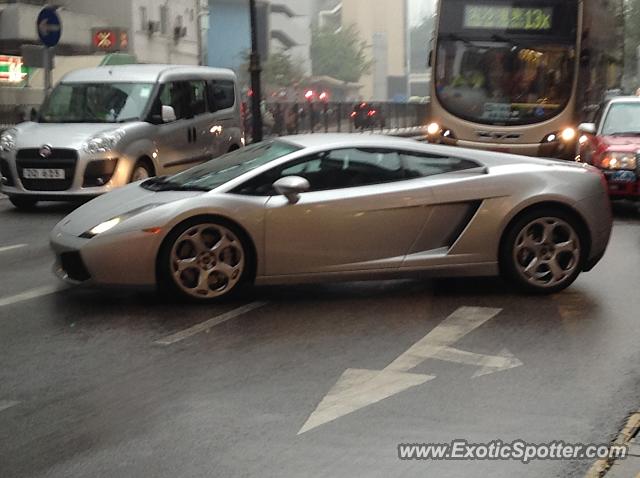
[9,197,38,210]
[130,160,153,183]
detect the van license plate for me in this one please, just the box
[22,168,65,180]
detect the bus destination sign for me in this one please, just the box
[463,5,553,31]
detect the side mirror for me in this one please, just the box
[161,105,177,123]
[578,123,596,135]
[273,176,310,204]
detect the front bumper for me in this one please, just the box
[50,227,162,287]
[1,149,130,200]
[602,170,640,199]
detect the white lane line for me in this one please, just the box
[155,301,268,346]
[0,244,27,253]
[0,400,19,413]
[0,285,62,308]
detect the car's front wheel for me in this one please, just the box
[9,196,38,210]
[501,209,586,294]
[159,219,249,301]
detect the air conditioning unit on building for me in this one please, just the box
[173,26,187,42]
[147,21,160,35]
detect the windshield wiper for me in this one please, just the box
[443,33,473,46]
[116,117,141,123]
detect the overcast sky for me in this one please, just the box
[409,0,436,25]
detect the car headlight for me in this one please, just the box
[83,130,125,155]
[0,128,17,152]
[600,152,637,170]
[80,203,163,239]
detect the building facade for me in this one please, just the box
[207,0,312,78]
[337,0,408,101]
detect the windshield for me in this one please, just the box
[142,140,301,192]
[435,0,578,126]
[601,103,640,136]
[39,82,155,123]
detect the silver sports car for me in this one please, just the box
[50,134,612,300]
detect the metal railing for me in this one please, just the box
[0,101,430,138]
[245,101,429,141]
[0,104,39,131]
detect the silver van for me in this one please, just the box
[0,64,243,209]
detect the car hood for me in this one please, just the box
[600,135,640,150]
[56,182,203,236]
[12,122,123,150]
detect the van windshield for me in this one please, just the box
[39,82,155,123]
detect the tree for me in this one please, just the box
[624,0,640,85]
[262,50,306,88]
[238,49,306,90]
[310,24,372,83]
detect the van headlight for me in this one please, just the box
[0,128,17,152]
[83,130,125,155]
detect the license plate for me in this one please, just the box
[22,168,65,180]
[608,170,637,183]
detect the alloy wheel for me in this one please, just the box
[169,223,245,299]
[512,217,581,289]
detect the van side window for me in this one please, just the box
[208,80,235,111]
[188,81,207,116]
[155,82,190,120]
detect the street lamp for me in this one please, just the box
[249,0,263,142]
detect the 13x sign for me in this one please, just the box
[299,307,523,434]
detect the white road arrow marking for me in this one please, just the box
[299,306,522,435]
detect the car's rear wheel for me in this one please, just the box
[159,219,249,301]
[9,196,38,210]
[500,209,585,294]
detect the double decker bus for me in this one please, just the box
[426,0,624,159]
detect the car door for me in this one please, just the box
[186,79,216,165]
[207,79,239,157]
[153,81,195,175]
[260,148,436,276]
[398,151,503,268]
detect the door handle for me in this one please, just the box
[187,127,198,143]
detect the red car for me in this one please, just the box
[578,97,640,200]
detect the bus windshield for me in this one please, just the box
[435,0,578,126]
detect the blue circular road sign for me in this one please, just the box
[37,7,62,47]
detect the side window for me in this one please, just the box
[208,80,235,111]
[154,82,190,120]
[401,152,479,178]
[188,80,207,116]
[233,148,406,196]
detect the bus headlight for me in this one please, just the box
[542,128,577,143]
[427,122,441,136]
[560,127,576,142]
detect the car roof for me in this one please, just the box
[61,64,236,84]
[278,133,420,150]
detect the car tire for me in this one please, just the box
[9,196,38,210]
[158,218,253,302]
[500,208,586,294]
[130,160,153,183]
